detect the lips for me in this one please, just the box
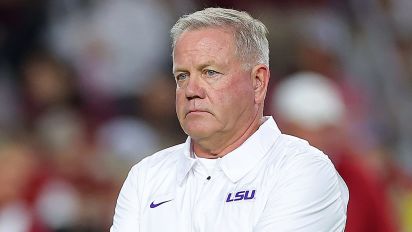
[185,109,210,117]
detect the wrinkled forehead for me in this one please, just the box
[173,26,237,52]
[172,27,241,69]
[173,28,240,65]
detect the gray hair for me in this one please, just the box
[171,7,269,69]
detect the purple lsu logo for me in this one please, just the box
[226,190,256,202]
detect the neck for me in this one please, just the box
[193,112,265,159]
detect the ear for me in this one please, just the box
[251,64,270,104]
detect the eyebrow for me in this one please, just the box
[173,61,217,74]
[172,67,187,74]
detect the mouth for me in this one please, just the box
[185,110,210,117]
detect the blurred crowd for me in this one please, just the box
[0,0,412,231]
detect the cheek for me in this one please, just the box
[175,91,185,117]
[215,79,254,110]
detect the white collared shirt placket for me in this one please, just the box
[189,159,218,232]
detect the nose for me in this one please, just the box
[185,75,205,100]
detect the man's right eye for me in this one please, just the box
[175,73,189,82]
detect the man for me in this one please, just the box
[111,7,348,231]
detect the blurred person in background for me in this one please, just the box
[271,71,398,232]
[111,7,348,231]
[33,108,97,231]
[0,139,49,232]
[20,51,84,128]
[291,9,377,153]
[46,0,174,101]
[18,49,116,231]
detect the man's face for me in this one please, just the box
[173,27,257,143]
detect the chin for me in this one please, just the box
[183,121,216,140]
[180,113,224,138]
[184,127,212,140]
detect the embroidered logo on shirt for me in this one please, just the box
[150,200,172,208]
[226,190,256,202]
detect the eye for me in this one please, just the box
[204,69,220,77]
[175,72,189,82]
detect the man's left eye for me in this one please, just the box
[205,69,219,77]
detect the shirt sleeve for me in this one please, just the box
[254,154,349,232]
[110,165,141,232]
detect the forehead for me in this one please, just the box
[173,27,237,62]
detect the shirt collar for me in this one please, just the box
[176,137,196,185]
[176,116,281,184]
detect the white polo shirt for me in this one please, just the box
[110,117,348,232]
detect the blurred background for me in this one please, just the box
[0,0,411,231]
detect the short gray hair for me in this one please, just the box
[171,7,269,69]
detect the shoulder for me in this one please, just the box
[270,134,335,172]
[267,134,348,203]
[257,134,348,230]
